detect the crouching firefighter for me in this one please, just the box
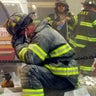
[4,12,79,96]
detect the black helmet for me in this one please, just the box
[81,0,96,7]
[56,0,67,4]
[55,0,69,14]
[4,12,33,36]
[3,73,11,81]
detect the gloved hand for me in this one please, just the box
[11,35,25,48]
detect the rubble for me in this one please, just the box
[0,75,96,96]
[0,87,22,96]
[64,87,90,96]
[64,75,96,96]
[79,75,96,86]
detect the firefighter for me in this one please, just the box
[1,73,14,88]
[5,12,79,96]
[70,0,96,76]
[45,0,74,41]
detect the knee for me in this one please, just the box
[19,65,33,88]
[19,65,34,77]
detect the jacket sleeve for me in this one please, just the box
[14,26,75,66]
[15,34,49,65]
[45,14,58,27]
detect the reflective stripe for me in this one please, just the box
[69,38,85,48]
[28,44,47,60]
[18,47,28,61]
[11,16,20,27]
[69,38,77,47]
[33,19,40,23]
[45,64,78,76]
[18,44,47,61]
[75,15,78,23]
[45,17,53,25]
[68,25,74,31]
[80,21,93,28]
[72,15,78,29]
[45,17,51,21]
[22,88,44,96]
[50,44,72,57]
[15,16,21,21]
[75,35,96,42]
[93,20,96,26]
[76,43,85,48]
[11,22,16,27]
[80,66,92,71]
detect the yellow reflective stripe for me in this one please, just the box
[22,94,44,96]
[80,66,92,71]
[33,19,40,23]
[45,17,53,25]
[80,21,93,27]
[69,38,85,48]
[18,47,28,61]
[11,22,16,27]
[93,20,96,26]
[22,89,44,96]
[45,65,78,76]
[76,43,85,48]
[45,17,51,21]
[15,16,21,21]
[28,44,47,60]
[74,15,78,24]
[69,38,77,47]
[11,16,20,27]
[50,44,72,57]
[68,25,74,31]
[71,15,78,29]
[75,35,96,42]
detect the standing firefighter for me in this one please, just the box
[45,0,74,41]
[5,12,79,96]
[70,0,96,76]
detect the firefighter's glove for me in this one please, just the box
[11,35,25,48]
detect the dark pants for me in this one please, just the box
[19,65,75,91]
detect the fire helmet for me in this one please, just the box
[4,12,34,36]
[81,0,96,7]
[55,0,69,14]
[55,0,67,5]
[3,73,11,81]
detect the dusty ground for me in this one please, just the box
[0,75,96,96]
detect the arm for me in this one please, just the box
[14,34,49,65]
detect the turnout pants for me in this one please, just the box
[19,65,75,96]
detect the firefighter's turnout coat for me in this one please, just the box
[45,12,74,41]
[14,21,78,96]
[70,10,96,74]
